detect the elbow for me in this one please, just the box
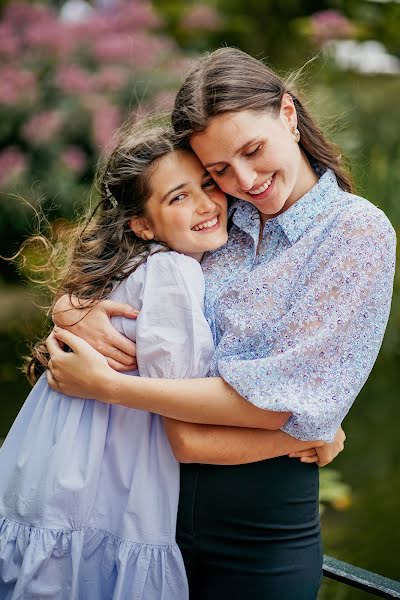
[170,439,193,463]
[268,411,292,430]
[172,441,199,464]
[167,427,198,464]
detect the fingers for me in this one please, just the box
[46,366,60,391]
[104,300,139,319]
[46,331,65,358]
[107,357,138,372]
[107,333,137,364]
[52,327,85,353]
[289,449,318,458]
[299,456,319,463]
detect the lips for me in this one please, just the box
[191,216,219,231]
[247,173,276,200]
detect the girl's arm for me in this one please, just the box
[46,332,290,430]
[163,418,346,467]
[47,251,290,431]
[46,330,343,465]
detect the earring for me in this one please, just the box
[292,127,300,143]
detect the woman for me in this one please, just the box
[1,120,336,600]
[47,48,396,599]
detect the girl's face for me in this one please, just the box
[130,150,228,261]
[190,95,317,224]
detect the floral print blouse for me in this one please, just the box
[201,169,396,441]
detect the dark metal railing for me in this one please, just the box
[323,556,400,598]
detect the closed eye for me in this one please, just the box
[202,178,217,189]
[245,144,261,158]
[214,165,228,177]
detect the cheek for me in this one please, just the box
[216,177,236,195]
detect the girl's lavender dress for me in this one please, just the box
[0,250,214,600]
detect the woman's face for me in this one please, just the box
[190,95,317,221]
[130,150,228,261]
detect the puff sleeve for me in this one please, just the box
[135,252,215,380]
[217,206,396,441]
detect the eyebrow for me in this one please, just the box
[204,139,259,168]
[160,172,210,203]
[161,183,187,203]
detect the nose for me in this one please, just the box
[196,189,217,213]
[235,165,257,191]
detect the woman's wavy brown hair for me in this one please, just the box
[172,47,353,193]
[17,120,178,384]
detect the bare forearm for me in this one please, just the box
[164,418,321,465]
[105,371,290,429]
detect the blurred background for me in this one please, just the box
[0,0,399,597]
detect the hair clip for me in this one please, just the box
[104,181,118,208]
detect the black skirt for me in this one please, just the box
[177,456,322,600]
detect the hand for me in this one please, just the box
[46,327,116,402]
[289,427,346,467]
[315,427,346,467]
[52,294,138,372]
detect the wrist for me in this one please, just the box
[100,369,125,405]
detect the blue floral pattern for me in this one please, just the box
[202,169,396,441]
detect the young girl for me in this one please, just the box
[0,120,328,600]
[46,48,396,599]
[0,123,227,599]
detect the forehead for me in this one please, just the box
[150,149,204,182]
[190,110,277,162]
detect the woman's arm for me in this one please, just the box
[47,327,291,430]
[163,418,345,466]
[47,253,291,430]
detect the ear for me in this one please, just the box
[128,216,155,241]
[280,92,297,130]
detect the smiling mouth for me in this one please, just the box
[248,173,276,197]
[191,216,219,232]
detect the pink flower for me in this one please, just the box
[94,66,129,93]
[0,147,27,187]
[0,25,19,60]
[25,20,77,58]
[112,2,162,32]
[181,5,222,31]
[91,103,121,151]
[0,67,37,105]
[93,32,172,67]
[311,10,354,45]
[73,14,110,42]
[22,110,63,145]
[3,2,53,29]
[56,65,94,95]
[92,34,137,63]
[61,146,87,173]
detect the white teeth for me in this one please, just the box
[192,216,218,231]
[249,175,273,195]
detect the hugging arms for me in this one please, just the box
[48,291,345,468]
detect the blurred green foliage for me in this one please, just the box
[0,1,399,595]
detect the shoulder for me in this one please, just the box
[143,250,205,304]
[331,191,396,246]
[146,249,203,274]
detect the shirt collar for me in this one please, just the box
[230,169,341,245]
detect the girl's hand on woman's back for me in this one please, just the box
[46,327,117,400]
[52,294,138,371]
